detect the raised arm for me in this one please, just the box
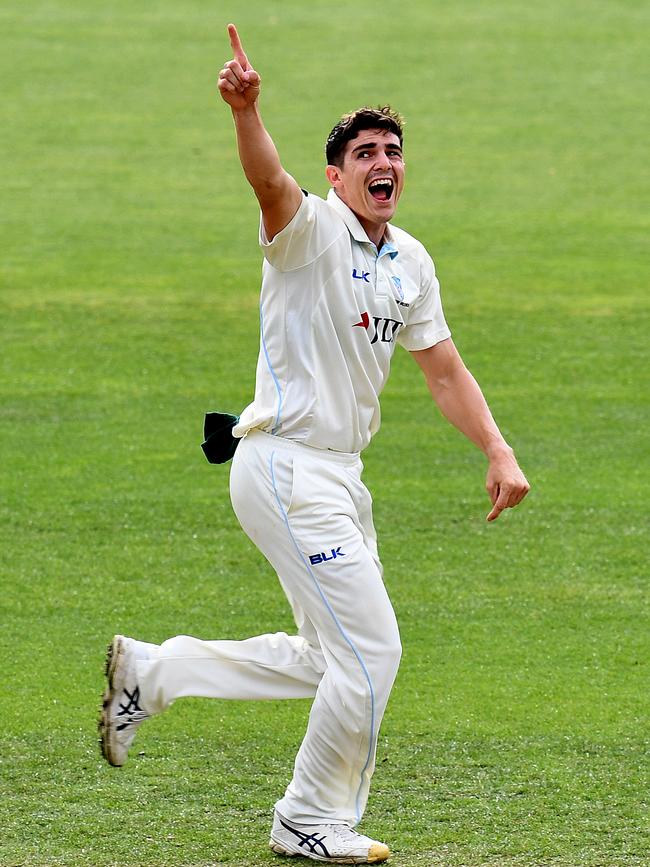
[217,24,302,240]
[411,338,530,521]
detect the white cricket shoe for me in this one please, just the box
[269,811,390,864]
[99,634,152,767]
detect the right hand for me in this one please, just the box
[217,24,261,111]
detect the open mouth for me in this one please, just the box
[368,178,394,202]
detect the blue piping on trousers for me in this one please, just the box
[269,450,376,825]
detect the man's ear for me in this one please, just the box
[325,164,341,186]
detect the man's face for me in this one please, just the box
[326,129,405,236]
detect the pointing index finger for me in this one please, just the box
[227,23,249,70]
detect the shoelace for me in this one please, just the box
[333,826,368,844]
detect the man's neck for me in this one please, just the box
[329,189,389,249]
[356,216,387,249]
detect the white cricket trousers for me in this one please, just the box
[136,430,401,827]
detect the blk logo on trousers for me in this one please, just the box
[309,548,345,565]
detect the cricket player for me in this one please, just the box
[99,24,530,864]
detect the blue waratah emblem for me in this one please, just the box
[391,275,404,299]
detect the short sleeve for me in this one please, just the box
[260,193,345,273]
[397,252,451,351]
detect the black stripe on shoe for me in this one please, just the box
[279,818,332,859]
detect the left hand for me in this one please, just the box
[485,448,530,522]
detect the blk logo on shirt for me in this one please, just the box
[354,312,402,345]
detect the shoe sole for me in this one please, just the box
[98,635,126,767]
[269,839,390,864]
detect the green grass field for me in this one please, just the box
[1,1,648,865]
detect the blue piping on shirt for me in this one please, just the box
[260,303,283,433]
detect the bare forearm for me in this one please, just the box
[231,104,288,205]
[428,362,511,459]
[218,24,301,237]
[411,339,530,520]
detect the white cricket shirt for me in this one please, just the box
[232,188,451,454]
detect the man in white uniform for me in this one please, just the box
[99,24,530,865]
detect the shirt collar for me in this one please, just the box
[326,188,399,259]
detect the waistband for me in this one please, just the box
[244,429,361,467]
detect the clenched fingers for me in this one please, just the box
[486,475,530,522]
[219,60,247,91]
[219,62,260,94]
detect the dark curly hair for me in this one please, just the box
[325,106,404,167]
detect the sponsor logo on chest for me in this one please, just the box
[353,311,402,344]
[349,262,410,344]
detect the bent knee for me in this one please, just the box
[362,633,402,691]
